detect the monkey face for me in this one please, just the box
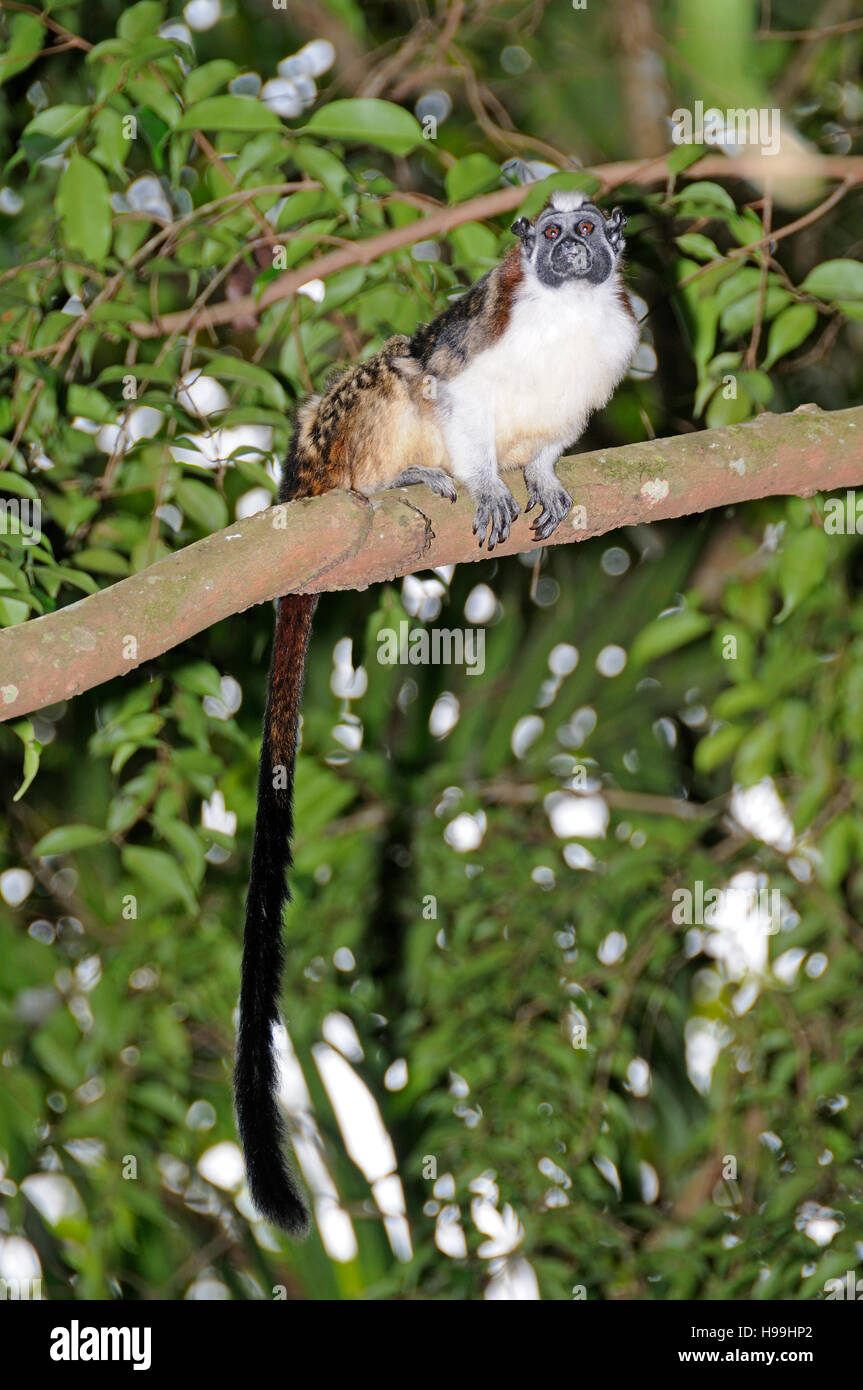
[511,198,627,290]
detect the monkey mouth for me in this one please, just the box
[552,240,590,275]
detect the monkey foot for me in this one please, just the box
[389,467,457,502]
[472,485,520,551]
[525,480,572,541]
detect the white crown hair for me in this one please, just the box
[548,190,588,212]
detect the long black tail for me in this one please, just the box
[234,591,317,1234]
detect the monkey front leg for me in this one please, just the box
[439,388,520,551]
[524,443,573,541]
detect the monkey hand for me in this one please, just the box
[472,481,520,551]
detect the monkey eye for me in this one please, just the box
[577,220,593,237]
[544,224,560,240]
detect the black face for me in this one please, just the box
[510,202,627,289]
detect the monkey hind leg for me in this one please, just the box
[524,450,573,541]
[386,466,457,502]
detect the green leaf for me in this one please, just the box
[799,259,863,303]
[737,369,773,405]
[304,99,423,156]
[667,144,705,175]
[0,475,39,499]
[176,96,281,133]
[445,154,501,203]
[57,155,112,266]
[175,479,228,532]
[309,264,365,312]
[33,825,109,856]
[121,845,195,910]
[719,286,790,338]
[291,141,351,199]
[22,104,89,144]
[117,1,165,42]
[174,662,225,699]
[0,597,30,625]
[91,107,128,177]
[733,720,779,784]
[705,383,755,427]
[674,233,720,263]
[728,210,764,247]
[449,221,499,267]
[70,548,129,577]
[0,14,45,87]
[234,456,277,492]
[673,181,736,212]
[776,529,828,622]
[32,1033,80,1089]
[836,300,863,323]
[630,608,712,666]
[126,76,180,129]
[42,565,99,597]
[67,384,115,423]
[200,355,287,408]
[97,363,181,387]
[184,60,239,105]
[818,815,854,889]
[157,819,207,886]
[713,681,770,720]
[11,720,41,802]
[694,722,744,774]
[762,304,817,369]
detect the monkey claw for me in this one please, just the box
[525,479,573,541]
[472,484,521,551]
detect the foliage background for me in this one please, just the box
[0,0,862,1300]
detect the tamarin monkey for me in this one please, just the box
[235,191,639,1233]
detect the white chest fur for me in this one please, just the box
[441,274,639,469]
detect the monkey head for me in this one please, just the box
[511,191,627,289]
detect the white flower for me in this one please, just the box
[471,1199,524,1258]
[170,424,273,470]
[260,79,303,119]
[544,791,608,839]
[127,176,173,221]
[21,1175,84,1226]
[197,1141,244,1191]
[177,371,229,418]
[444,810,486,852]
[159,22,193,46]
[298,278,325,303]
[0,868,33,905]
[184,0,221,32]
[296,40,336,77]
[201,790,236,836]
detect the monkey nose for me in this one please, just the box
[559,239,589,269]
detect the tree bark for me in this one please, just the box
[1,403,860,720]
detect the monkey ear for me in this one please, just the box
[510,216,535,250]
[605,206,627,254]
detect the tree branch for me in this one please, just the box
[127,153,863,340]
[1,405,861,721]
